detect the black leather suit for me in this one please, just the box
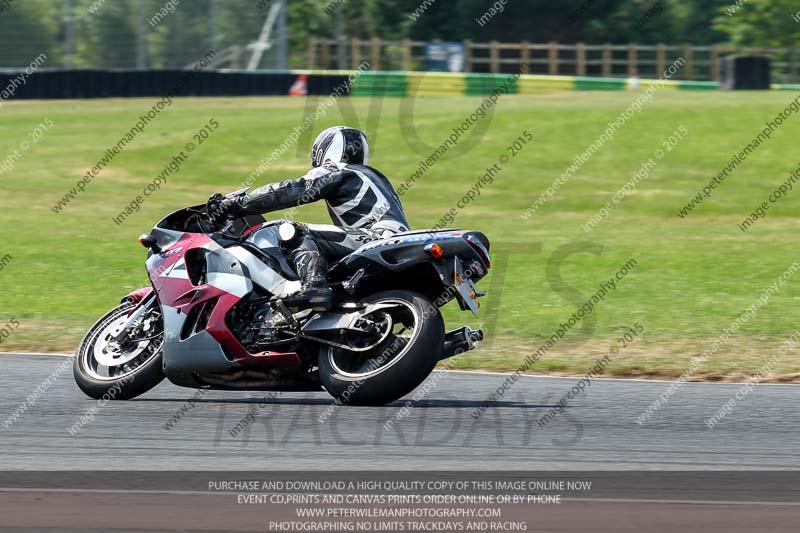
[234,162,410,264]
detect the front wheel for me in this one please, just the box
[318,290,445,406]
[73,300,165,400]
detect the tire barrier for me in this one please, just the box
[2,68,795,101]
[0,69,350,100]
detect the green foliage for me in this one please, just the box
[0,0,793,70]
[713,0,800,48]
[0,0,59,67]
[85,2,139,68]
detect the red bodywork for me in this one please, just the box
[122,287,154,304]
[142,231,300,369]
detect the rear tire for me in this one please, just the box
[318,290,445,406]
[73,302,165,400]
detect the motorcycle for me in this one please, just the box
[73,189,491,405]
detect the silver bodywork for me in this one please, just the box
[159,224,304,387]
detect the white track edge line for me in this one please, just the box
[2,352,798,387]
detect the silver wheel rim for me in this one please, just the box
[327,298,421,380]
[80,306,162,381]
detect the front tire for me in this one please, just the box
[318,290,445,406]
[74,301,165,400]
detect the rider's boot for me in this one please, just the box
[282,249,334,312]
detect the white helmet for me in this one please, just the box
[311,126,369,168]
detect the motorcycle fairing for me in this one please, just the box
[147,230,302,388]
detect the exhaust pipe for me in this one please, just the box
[439,327,483,361]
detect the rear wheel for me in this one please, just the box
[73,301,165,400]
[317,290,445,406]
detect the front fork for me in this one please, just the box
[112,293,157,343]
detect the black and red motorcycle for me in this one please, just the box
[73,189,490,405]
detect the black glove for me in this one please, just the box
[206,193,243,230]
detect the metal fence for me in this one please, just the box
[2,1,798,83]
[0,0,288,71]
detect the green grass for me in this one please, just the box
[1,91,799,381]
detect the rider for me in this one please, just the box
[208,126,410,312]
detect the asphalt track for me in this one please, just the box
[1,352,799,470]
[2,353,800,532]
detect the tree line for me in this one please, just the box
[0,0,796,69]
